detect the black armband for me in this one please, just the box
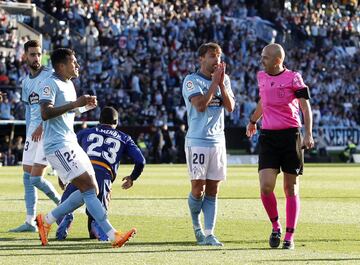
[295,87,311,99]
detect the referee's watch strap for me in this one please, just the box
[250,119,257,125]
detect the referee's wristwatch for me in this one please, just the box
[249,119,257,125]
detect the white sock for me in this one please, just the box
[204,229,213,237]
[45,212,57,225]
[106,228,117,241]
[26,215,35,225]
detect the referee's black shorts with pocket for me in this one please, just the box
[258,128,304,175]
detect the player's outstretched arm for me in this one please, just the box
[41,95,97,121]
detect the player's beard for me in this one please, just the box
[29,61,41,72]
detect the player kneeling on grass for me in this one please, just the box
[56,106,146,241]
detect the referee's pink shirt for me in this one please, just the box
[258,69,307,130]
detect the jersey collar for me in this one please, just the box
[196,71,212,81]
[267,68,286,77]
[29,66,45,79]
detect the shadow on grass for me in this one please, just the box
[0,238,272,255]
[1,238,360,259]
[3,196,360,202]
[0,246,270,257]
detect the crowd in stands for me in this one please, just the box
[0,0,359,162]
[0,9,18,49]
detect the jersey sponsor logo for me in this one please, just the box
[42,86,51,97]
[186,80,194,91]
[208,96,223,107]
[28,92,39,104]
[277,87,285,98]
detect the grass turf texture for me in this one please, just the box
[0,164,360,265]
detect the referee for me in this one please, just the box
[246,43,314,250]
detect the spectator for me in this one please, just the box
[150,125,163,164]
[11,135,23,164]
[0,94,14,120]
[0,1,358,131]
[161,124,174,163]
[174,124,186,163]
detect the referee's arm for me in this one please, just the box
[246,100,262,138]
[299,98,314,149]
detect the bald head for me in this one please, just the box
[261,43,286,74]
[264,43,285,62]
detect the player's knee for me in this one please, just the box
[284,179,299,197]
[260,184,274,195]
[31,164,46,176]
[23,165,32,174]
[205,187,219,197]
[284,185,297,197]
[191,189,204,199]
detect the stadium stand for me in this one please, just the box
[0,0,359,163]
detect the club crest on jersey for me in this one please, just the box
[43,86,51,97]
[277,87,285,98]
[186,81,194,91]
[28,92,39,104]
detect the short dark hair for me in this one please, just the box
[50,48,75,68]
[198,42,222,57]
[24,40,41,52]
[99,106,119,125]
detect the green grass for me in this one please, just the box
[1,164,360,264]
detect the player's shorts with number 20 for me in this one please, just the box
[185,145,226,181]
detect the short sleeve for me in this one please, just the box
[292,72,307,91]
[21,79,28,103]
[182,75,203,102]
[39,79,57,105]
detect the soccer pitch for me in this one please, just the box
[1,164,360,265]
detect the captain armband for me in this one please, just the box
[295,87,311,99]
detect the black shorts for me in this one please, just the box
[258,128,304,175]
